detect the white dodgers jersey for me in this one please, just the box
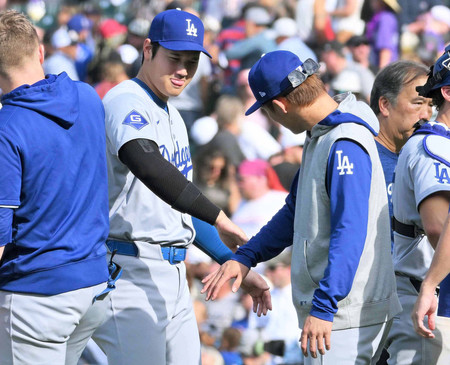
[103,80,195,246]
[392,123,450,280]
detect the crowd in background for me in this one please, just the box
[1,0,449,364]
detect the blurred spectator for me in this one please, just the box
[205,95,246,167]
[269,129,306,191]
[225,6,276,71]
[366,0,401,69]
[328,0,366,43]
[397,0,445,28]
[43,26,79,80]
[232,159,287,239]
[346,34,379,74]
[126,17,150,77]
[404,4,450,65]
[204,263,243,340]
[239,329,269,365]
[236,68,271,132]
[331,69,365,100]
[263,251,303,365]
[321,40,375,101]
[295,0,316,44]
[190,116,219,148]
[203,0,244,27]
[193,146,240,216]
[205,95,281,166]
[219,327,244,365]
[67,13,94,82]
[202,345,226,365]
[272,17,317,62]
[202,14,223,115]
[94,61,129,99]
[89,18,128,84]
[312,0,336,46]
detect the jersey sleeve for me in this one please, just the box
[0,130,21,207]
[310,139,372,321]
[104,92,160,157]
[410,144,450,208]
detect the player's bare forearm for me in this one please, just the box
[241,270,272,316]
[201,259,249,300]
[214,210,248,251]
[0,246,4,261]
[300,315,332,358]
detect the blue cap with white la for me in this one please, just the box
[149,9,211,58]
[245,50,319,115]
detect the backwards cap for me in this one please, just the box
[245,50,319,115]
[417,44,450,97]
[149,9,211,58]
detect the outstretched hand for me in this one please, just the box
[214,211,248,252]
[202,259,249,300]
[241,270,272,316]
[201,260,272,316]
[412,285,438,338]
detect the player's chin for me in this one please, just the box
[167,85,185,97]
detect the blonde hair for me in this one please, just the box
[0,10,39,77]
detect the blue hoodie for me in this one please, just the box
[0,73,109,295]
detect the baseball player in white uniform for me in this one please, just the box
[91,9,271,365]
[390,116,450,363]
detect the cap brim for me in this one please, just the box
[245,100,263,116]
[159,40,212,58]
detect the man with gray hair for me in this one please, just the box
[370,60,433,251]
[369,59,434,365]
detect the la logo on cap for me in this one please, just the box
[186,19,198,37]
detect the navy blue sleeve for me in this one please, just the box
[310,139,372,322]
[0,207,13,247]
[192,217,233,264]
[232,170,299,268]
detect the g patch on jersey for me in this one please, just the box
[122,110,149,130]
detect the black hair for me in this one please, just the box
[370,60,429,115]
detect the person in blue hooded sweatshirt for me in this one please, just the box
[202,50,402,364]
[0,10,112,365]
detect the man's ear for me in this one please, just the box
[441,85,450,102]
[143,38,152,60]
[272,97,289,114]
[378,96,390,117]
[38,44,45,65]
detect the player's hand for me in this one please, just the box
[412,283,438,338]
[214,210,248,251]
[300,315,332,358]
[201,259,249,300]
[241,270,272,317]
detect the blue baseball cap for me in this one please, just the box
[67,14,93,33]
[245,50,319,115]
[417,44,450,97]
[149,9,211,58]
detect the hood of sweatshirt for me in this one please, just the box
[1,72,79,129]
[311,92,379,139]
